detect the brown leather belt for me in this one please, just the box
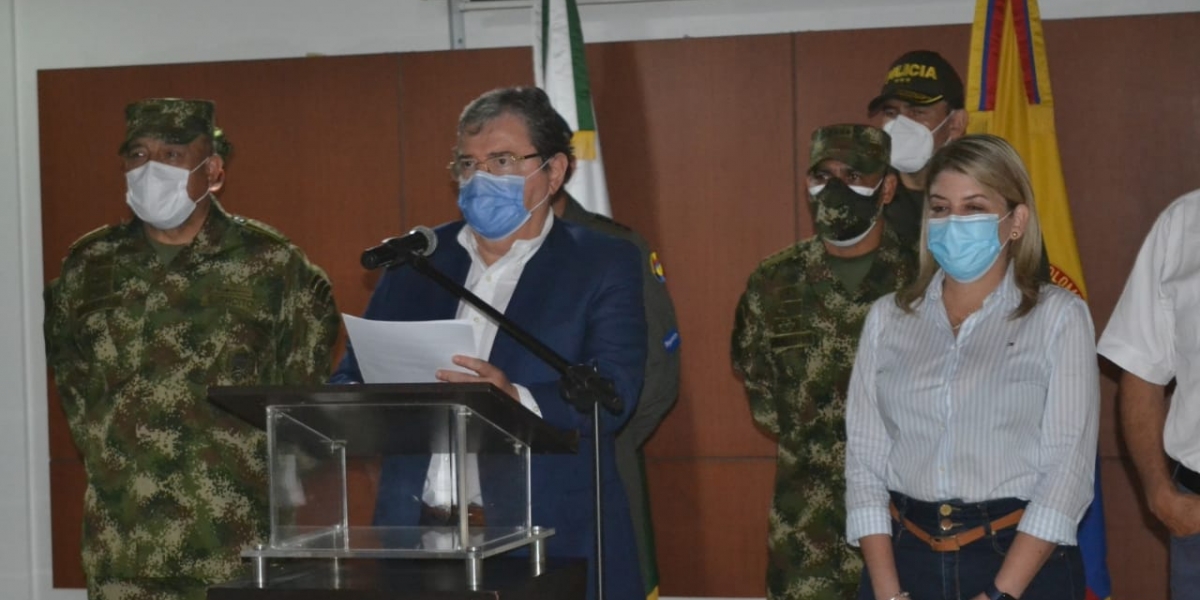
[889,502,1024,552]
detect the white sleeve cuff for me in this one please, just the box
[1016,503,1078,546]
[513,384,542,417]
[846,505,893,547]
[1096,337,1174,386]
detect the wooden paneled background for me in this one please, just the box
[39,13,1200,598]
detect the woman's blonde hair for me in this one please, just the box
[895,134,1044,317]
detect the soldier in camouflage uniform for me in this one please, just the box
[43,99,341,600]
[731,124,919,600]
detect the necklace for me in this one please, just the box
[946,304,981,332]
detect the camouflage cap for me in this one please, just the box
[119,98,231,158]
[808,124,891,174]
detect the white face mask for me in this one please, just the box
[881,113,951,174]
[125,158,210,230]
[824,218,879,248]
[807,178,881,198]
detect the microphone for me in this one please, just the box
[360,226,438,270]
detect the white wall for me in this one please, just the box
[7,1,1197,598]
[1,0,32,598]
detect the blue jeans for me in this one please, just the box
[857,493,1084,600]
[1172,475,1200,600]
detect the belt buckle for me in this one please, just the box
[929,533,962,551]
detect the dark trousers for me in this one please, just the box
[857,492,1085,600]
[1172,464,1200,600]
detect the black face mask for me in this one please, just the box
[808,178,882,242]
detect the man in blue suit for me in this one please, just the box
[330,86,647,599]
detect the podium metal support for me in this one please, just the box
[252,544,268,587]
[466,548,483,590]
[456,406,471,550]
[530,526,547,576]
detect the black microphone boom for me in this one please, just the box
[360,226,438,270]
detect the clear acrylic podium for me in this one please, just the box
[208,383,579,590]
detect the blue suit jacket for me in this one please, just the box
[331,219,647,599]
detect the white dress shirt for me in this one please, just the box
[1098,189,1200,472]
[423,214,554,507]
[845,267,1100,546]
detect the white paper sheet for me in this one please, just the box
[341,314,478,383]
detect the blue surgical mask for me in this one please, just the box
[456,164,549,241]
[927,212,1012,283]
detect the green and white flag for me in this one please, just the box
[533,0,612,217]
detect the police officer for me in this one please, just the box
[554,189,681,598]
[732,124,918,600]
[867,50,968,249]
[44,98,341,600]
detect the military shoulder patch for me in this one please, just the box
[649,251,666,283]
[662,328,681,353]
[237,216,291,244]
[67,224,117,253]
[757,240,811,270]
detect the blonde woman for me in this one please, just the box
[844,135,1099,600]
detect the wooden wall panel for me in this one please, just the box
[602,34,796,461]
[395,47,532,230]
[1050,13,1200,333]
[1045,13,1200,598]
[648,458,775,597]
[48,460,85,588]
[1102,456,1169,599]
[1046,14,1200,467]
[581,35,797,595]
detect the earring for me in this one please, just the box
[1011,231,1019,239]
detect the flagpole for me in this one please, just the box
[594,403,605,600]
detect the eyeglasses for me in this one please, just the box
[449,153,542,181]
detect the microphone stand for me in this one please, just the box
[389,250,621,600]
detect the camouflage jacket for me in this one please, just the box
[44,200,340,585]
[731,228,917,600]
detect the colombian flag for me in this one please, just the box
[533,0,613,217]
[967,1,1111,598]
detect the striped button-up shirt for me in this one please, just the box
[845,268,1100,546]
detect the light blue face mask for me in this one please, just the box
[927,211,1012,283]
[456,164,549,241]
